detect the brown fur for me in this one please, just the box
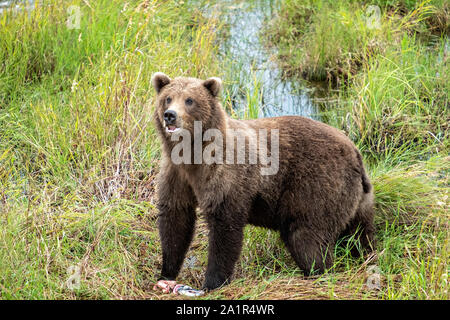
[151,73,375,291]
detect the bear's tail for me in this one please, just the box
[356,151,372,194]
[361,170,372,194]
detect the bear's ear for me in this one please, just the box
[151,72,171,94]
[203,77,222,97]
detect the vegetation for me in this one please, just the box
[265,0,448,83]
[0,0,448,300]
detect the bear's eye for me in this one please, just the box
[185,98,194,106]
[166,96,172,105]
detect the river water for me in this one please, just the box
[0,0,33,13]
[209,0,320,119]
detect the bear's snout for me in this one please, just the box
[164,110,177,125]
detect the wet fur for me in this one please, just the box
[152,73,375,291]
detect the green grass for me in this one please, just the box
[265,0,446,83]
[325,34,449,158]
[0,0,448,300]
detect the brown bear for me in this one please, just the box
[151,72,374,291]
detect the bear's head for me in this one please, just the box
[151,72,226,141]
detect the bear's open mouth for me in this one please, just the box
[166,125,181,133]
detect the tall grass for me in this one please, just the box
[265,0,443,83]
[327,35,449,158]
[0,0,220,199]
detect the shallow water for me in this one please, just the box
[0,0,33,13]
[209,1,321,119]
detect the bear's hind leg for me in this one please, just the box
[339,195,375,257]
[281,223,335,275]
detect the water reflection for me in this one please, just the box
[209,1,321,119]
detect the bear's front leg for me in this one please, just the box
[203,200,246,291]
[158,203,196,281]
[156,169,197,281]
